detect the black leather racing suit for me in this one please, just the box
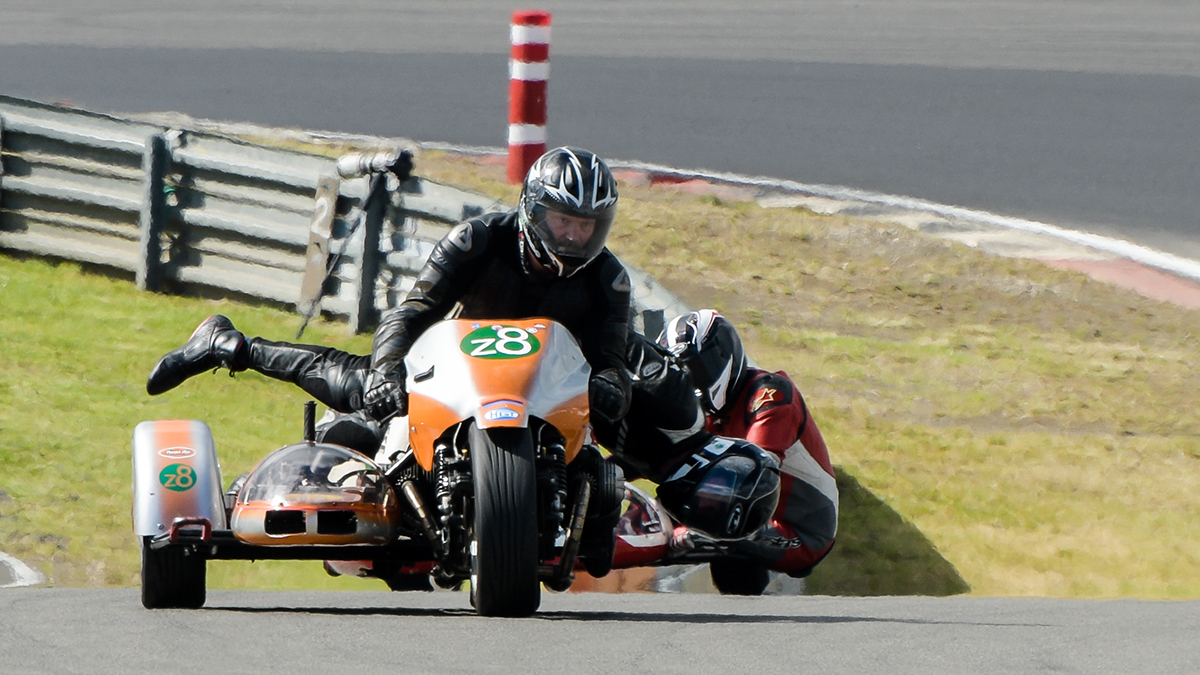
[241,209,632,419]
[591,333,712,483]
[370,210,631,379]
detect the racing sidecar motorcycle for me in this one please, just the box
[133,318,624,617]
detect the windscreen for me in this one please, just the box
[240,443,389,508]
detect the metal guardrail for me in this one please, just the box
[0,95,685,334]
[0,97,163,282]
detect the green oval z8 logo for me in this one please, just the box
[159,464,196,492]
[461,325,542,359]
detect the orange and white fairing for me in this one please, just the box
[229,443,399,546]
[404,318,591,471]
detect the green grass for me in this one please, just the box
[0,255,379,589]
[3,147,1200,598]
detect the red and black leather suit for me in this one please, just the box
[595,337,838,576]
[707,368,838,575]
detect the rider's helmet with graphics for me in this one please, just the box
[656,437,781,540]
[517,147,619,277]
[659,309,748,415]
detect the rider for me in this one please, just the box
[659,309,839,586]
[146,147,633,432]
[593,331,783,583]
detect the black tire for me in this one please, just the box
[574,449,623,578]
[383,573,434,592]
[580,529,617,579]
[570,446,624,518]
[140,537,206,609]
[469,425,541,617]
[709,558,771,596]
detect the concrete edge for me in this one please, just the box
[0,552,46,589]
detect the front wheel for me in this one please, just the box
[140,537,206,609]
[468,425,540,617]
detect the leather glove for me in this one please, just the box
[589,367,631,426]
[362,367,407,421]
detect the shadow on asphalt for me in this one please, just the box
[203,604,1043,627]
[528,611,1041,627]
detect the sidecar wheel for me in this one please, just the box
[709,558,770,596]
[140,537,206,609]
[469,425,540,617]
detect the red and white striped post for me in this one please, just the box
[507,10,552,184]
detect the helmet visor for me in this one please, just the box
[529,204,614,267]
[689,455,756,537]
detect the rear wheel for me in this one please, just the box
[709,558,771,596]
[468,425,541,617]
[140,537,206,609]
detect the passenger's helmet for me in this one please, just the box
[656,437,780,540]
[518,147,619,277]
[659,309,747,415]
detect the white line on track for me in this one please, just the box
[618,159,1200,285]
[419,141,1200,285]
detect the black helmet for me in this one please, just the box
[518,147,619,277]
[656,437,780,540]
[659,309,747,415]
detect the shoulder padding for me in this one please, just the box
[744,371,794,416]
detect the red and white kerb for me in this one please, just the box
[507,10,552,184]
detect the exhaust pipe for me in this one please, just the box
[400,480,442,558]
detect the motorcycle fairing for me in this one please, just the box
[405,318,591,471]
[229,443,399,546]
[132,419,226,537]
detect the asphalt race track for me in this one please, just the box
[3,3,1200,672]
[1,589,1198,675]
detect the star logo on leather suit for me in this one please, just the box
[751,387,779,413]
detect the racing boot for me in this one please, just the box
[146,315,249,395]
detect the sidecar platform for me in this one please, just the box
[147,522,434,562]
